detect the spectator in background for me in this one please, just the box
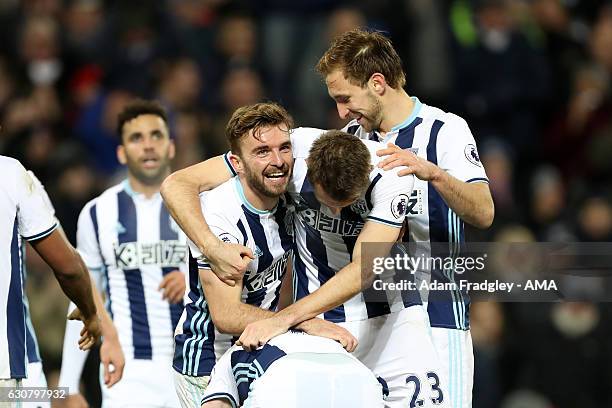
[450,0,551,160]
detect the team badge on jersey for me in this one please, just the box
[464,144,482,167]
[391,194,410,219]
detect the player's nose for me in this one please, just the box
[337,104,350,120]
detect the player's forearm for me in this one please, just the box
[431,170,494,229]
[54,254,98,320]
[275,261,361,328]
[161,171,219,254]
[212,302,276,335]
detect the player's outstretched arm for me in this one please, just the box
[161,155,253,285]
[30,229,101,347]
[237,221,399,351]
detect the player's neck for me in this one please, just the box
[239,178,278,212]
[378,90,415,134]
[126,175,164,199]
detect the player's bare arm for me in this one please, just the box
[161,155,253,285]
[29,229,101,348]
[377,143,494,228]
[236,220,399,351]
[201,264,357,349]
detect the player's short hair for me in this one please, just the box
[226,102,294,155]
[116,99,169,144]
[316,29,406,90]
[307,130,371,202]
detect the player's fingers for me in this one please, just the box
[378,156,403,170]
[239,245,255,260]
[375,147,396,157]
[397,166,417,177]
[110,362,124,387]
[102,361,111,385]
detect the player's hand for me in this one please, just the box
[236,317,289,351]
[61,393,88,408]
[100,334,125,388]
[297,318,358,352]
[158,270,186,304]
[67,308,101,351]
[376,143,441,180]
[204,240,253,287]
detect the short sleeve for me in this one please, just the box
[76,201,104,271]
[366,170,415,228]
[15,164,57,241]
[437,115,488,184]
[188,192,245,270]
[200,346,240,408]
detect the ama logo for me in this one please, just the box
[464,144,482,167]
[391,194,410,219]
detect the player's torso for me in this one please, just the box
[91,182,187,359]
[175,179,293,376]
[347,101,471,330]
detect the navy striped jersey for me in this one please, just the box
[202,331,357,407]
[173,177,293,377]
[225,129,418,323]
[77,180,187,361]
[343,97,489,330]
[0,157,57,379]
[289,128,417,323]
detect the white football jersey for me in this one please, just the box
[77,180,187,361]
[344,97,489,330]
[174,177,293,377]
[0,156,57,379]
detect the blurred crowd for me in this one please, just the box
[2,0,612,407]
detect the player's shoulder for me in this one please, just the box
[420,104,468,130]
[0,156,26,184]
[290,127,326,158]
[0,155,22,171]
[79,182,124,216]
[200,177,244,221]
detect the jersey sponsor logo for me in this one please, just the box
[350,199,368,215]
[406,189,424,216]
[244,250,291,291]
[464,144,482,167]
[113,240,188,269]
[298,208,364,236]
[391,194,410,219]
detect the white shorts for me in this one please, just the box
[100,359,180,408]
[173,371,210,408]
[339,306,449,408]
[431,328,473,408]
[21,362,49,408]
[243,353,383,408]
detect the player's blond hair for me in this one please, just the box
[316,29,406,90]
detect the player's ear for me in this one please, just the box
[369,73,386,95]
[229,153,243,173]
[117,145,127,165]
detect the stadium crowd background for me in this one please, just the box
[1,0,611,407]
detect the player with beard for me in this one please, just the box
[59,100,187,408]
[172,103,356,408]
[317,29,494,408]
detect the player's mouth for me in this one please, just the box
[264,169,289,185]
[141,157,160,169]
